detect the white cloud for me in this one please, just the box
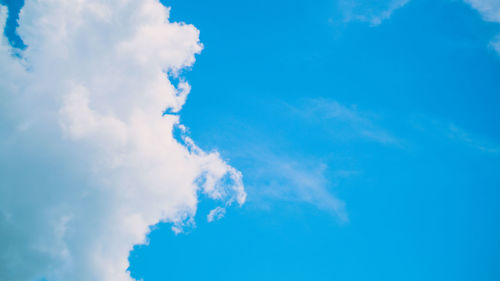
[491,39,500,53]
[463,0,500,54]
[219,98,398,221]
[446,123,499,153]
[464,0,500,22]
[207,206,226,222]
[338,0,409,26]
[411,116,499,153]
[292,98,399,145]
[338,0,500,55]
[223,139,348,221]
[250,153,348,221]
[0,1,245,281]
[0,5,6,32]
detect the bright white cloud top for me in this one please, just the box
[0,1,245,281]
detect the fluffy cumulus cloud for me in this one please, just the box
[0,1,245,281]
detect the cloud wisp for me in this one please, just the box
[447,123,500,153]
[290,98,399,145]
[338,0,409,26]
[338,0,500,54]
[236,144,349,222]
[411,116,500,154]
[0,1,245,281]
[227,98,399,220]
[463,0,500,54]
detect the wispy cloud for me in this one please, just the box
[229,98,396,220]
[289,98,399,145]
[463,0,500,54]
[197,98,387,221]
[207,206,226,222]
[337,0,500,55]
[228,98,401,220]
[447,123,499,153]
[239,145,349,222]
[464,0,500,22]
[411,116,500,154]
[338,0,409,26]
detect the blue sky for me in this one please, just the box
[1,0,500,280]
[133,0,500,280]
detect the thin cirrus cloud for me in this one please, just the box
[464,0,500,22]
[290,98,399,145]
[342,0,500,54]
[234,98,397,220]
[338,0,409,26]
[411,116,500,154]
[447,123,500,153]
[222,98,393,222]
[463,0,500,53]
[235,141,349,221]
[254,153,349,221]
[0,1,245,281]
